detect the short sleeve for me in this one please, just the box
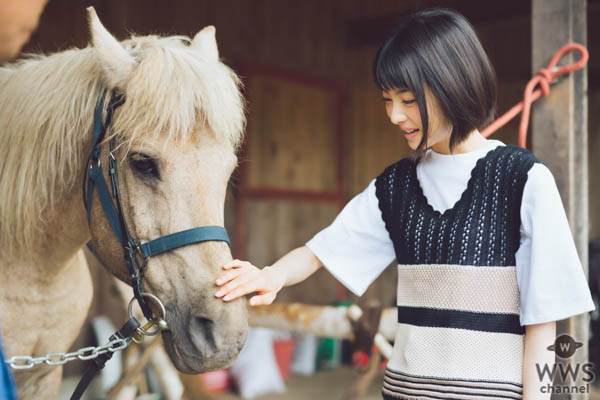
[516,163,595,325]
[306,179,396,296]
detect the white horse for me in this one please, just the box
[0,8,247,399]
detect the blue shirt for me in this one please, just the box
[0,333,17,400]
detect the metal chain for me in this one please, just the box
[4,294,168,371]
[4,337,131,370]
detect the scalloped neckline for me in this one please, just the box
[411,145,505,218]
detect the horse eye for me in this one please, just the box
[129,153,159,178]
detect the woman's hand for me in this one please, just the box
[215,247,322,306]
[214,260,286,306]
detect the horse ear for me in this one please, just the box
[191,26,219,62]
[87,7,135,89]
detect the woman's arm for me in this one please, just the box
[215,245,322,306]
[523,321,556,400]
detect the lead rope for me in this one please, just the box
[69,294,168,400]
[69,292,168,400]
[70,317,140,400]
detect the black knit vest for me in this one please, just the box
[376,145,540,400]
[375,145,539,266]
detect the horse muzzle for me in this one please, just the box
[161,299,248,373]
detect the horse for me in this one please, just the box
[0,8,248,399]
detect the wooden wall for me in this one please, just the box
[243,74,341,192]
[236,67,346,306]
[16,1,599,372]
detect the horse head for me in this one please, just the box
[85,8,247,373]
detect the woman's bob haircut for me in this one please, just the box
[374,9,497,153]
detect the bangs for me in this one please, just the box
[373,34,422,94]
[373,27,430,155]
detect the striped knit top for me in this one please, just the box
[375,145,539,400]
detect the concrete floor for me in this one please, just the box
[218,367,384,400]
[59,366,384,400]
[210,372,600,400]
[59,368,600,400]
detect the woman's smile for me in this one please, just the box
[402,128,420,141]
[383,87,457,153]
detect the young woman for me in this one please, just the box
[215,9,594,400]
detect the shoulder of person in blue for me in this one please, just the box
[0,335,17,400]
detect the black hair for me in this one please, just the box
[373,8,496,153]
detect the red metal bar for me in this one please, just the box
[239,187,342,203]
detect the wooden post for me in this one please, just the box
[531,1,589,399]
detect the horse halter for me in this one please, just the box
[83,89,231,321]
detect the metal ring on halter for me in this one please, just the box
[128,292,168,336]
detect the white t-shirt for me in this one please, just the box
[306,140,595,326]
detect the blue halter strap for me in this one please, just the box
[84,89,231,320]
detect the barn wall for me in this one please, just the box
[26,0,533,199]
[18,1,599,376]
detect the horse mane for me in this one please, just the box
[0,34,246,258]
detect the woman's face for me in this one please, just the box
[382,87,453,152]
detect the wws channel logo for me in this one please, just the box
[536,335,595,395]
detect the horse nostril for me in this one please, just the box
[189,316,216,353]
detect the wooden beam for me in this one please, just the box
[344,0,531,48]
[531,1,589,398]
